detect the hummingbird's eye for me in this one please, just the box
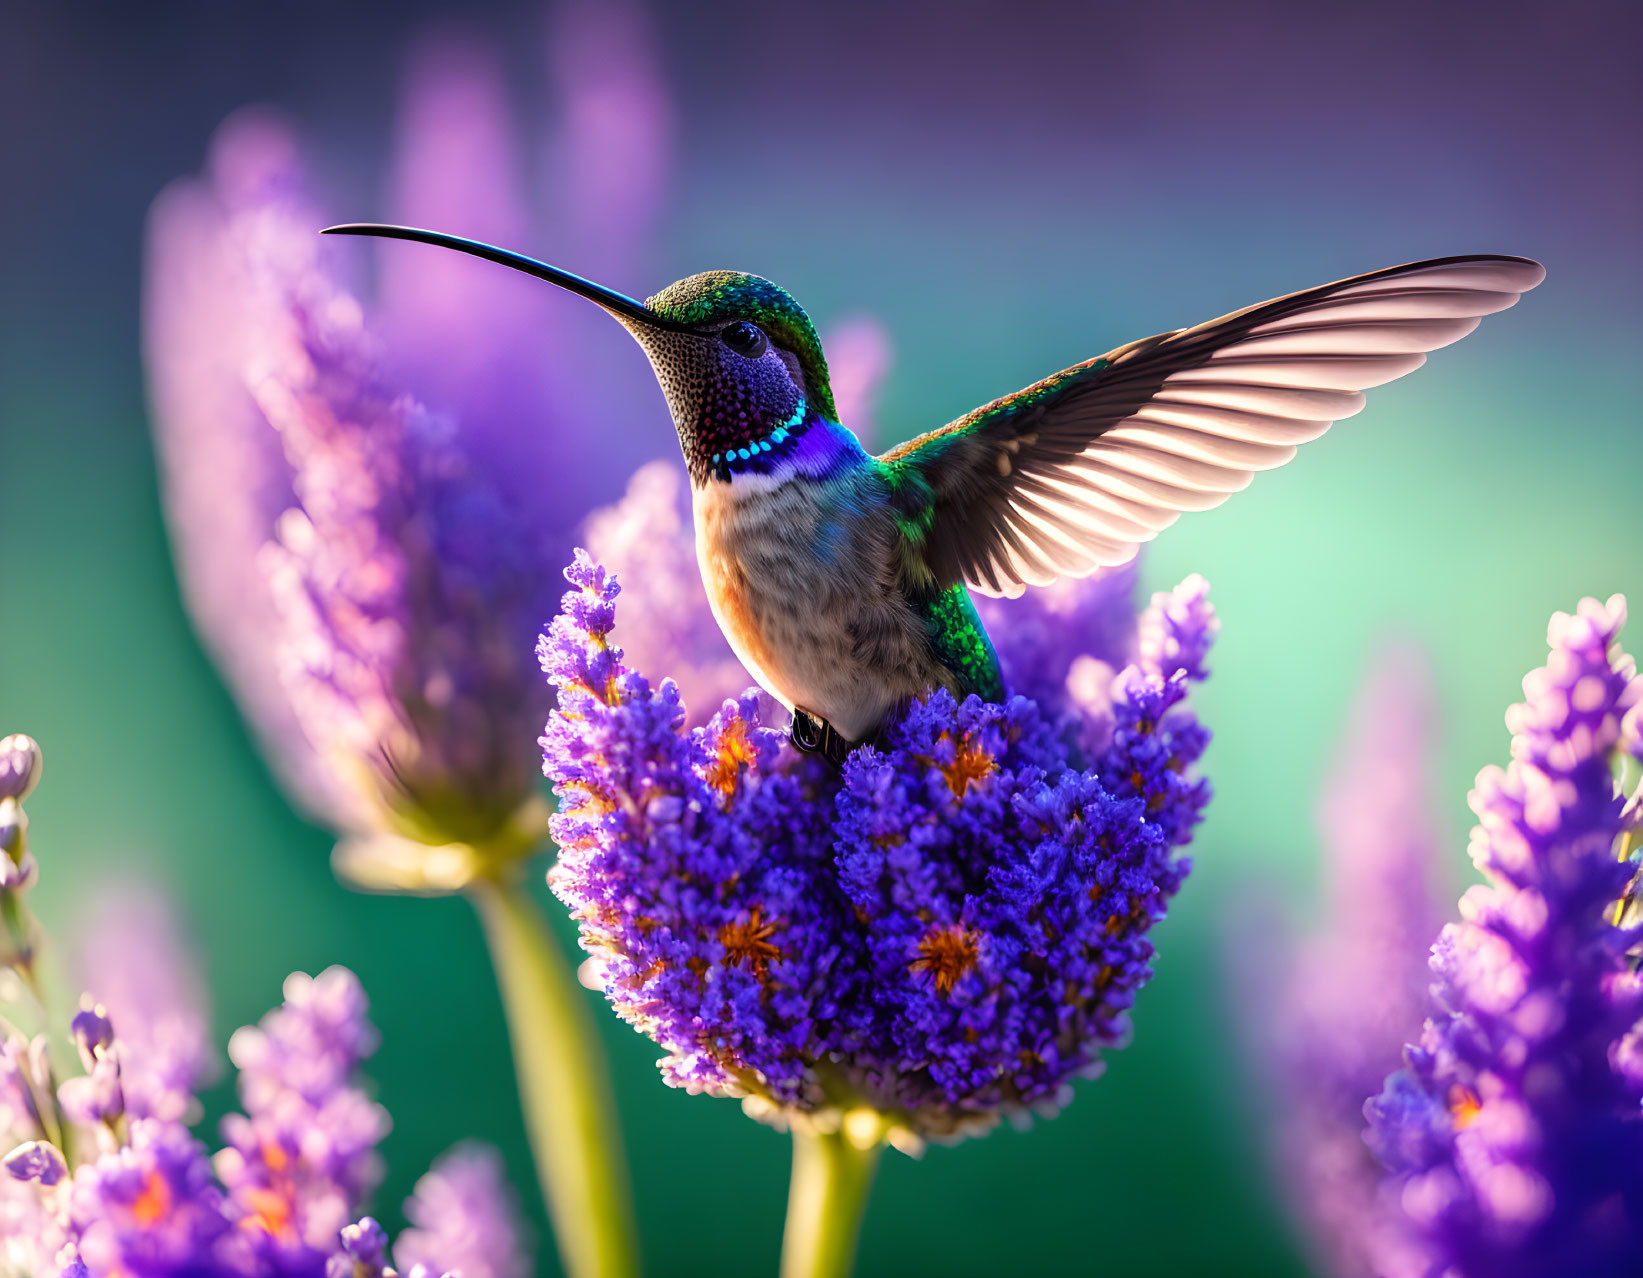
[720,321,768,358]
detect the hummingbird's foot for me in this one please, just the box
[790,708,866,769]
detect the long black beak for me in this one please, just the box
[321,223,693,333]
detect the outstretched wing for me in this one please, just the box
[880,255,1545,598]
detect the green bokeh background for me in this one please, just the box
[2,1,1638,1274]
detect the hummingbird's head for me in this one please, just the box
[318,226,836,486]
[632,271,836,485]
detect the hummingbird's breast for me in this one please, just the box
[692,438,962,741]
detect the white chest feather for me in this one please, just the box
[691,474,939,740]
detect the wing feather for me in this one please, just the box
[881,254,1543,597]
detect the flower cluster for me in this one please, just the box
[0,733,44,984]
[147,111,542,867]
[0,735,529,1278]
[142,0,674,882]
[540,548,1214,1147]
[1364,596,1643,1278]
[1233,645,1450,1278]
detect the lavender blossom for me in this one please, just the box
[143,117,335,818]
[1364,595,1643,1278]
[1,734,44,977]
[1234,645,1450,1278]
[144,0,675,875]
[540,550,1215,1146]
[148,110,547,867]
[57,1003,125,1133]
[5,1139,67,1186]
[0,745,528,1275]
[69,1119,233,1274]
[380,0,674,542]
[72,880,215,1126]
[377,36,566,536]
[816,317,893,450]
[393,1143,531,1278]
[215,967,389,1264]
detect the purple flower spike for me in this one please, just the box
[58,1002,125,1130]
[1232,644,1450,1278]
[0,811,531,1275]
[341,1214,392,1262]
[0,735,42,803]
[821,317,894,449]
[73,880,214,1125]
[69,1118,232,1274]
[217,967,390,1264]
[380,35,562,553]
[0,735,42,901]
[393,1143,531,1278]
[541,547,1216,1144]
[1365,595,1643,1278]
[144,112,335,819]
[147,95,597,859]
[5,1140,67,1186]
[546,0,672,288]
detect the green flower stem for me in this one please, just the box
[780,1127,881,1278]
[469,875,639,1278]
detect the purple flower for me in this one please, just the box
[69,1118,232,1275]
[973,561,1140,721]
[0,733,43,803]
[215,967,390,1263]
[1364,595,1643,1278]
[392,1143,530,1278]
[1232,644,1451,1278]
[335,1215,392,1275]
[251,186,542,847]
[5,1139,67,1186]
[57,1002,125,1130]
[815,317,893,450]
[144,2,674,869]
[1,734,43,962]
[540,549,1215,1145]
[71,880,215,1126]
[0,754,528,1275]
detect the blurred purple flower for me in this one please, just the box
[333,1215,393,1276]
[821,316,893,449]
[540,549,1213,1147]
[69,1118,233,1275]
[1364,595,1643,1278]
[144,0,674,864]
[215,967,389,1263]
[0,754,526,1275]
[393,1143,531,1278]
[5,1139,67,1185]
[1,734,44,972]
[72,880,215,1126]
[143,118,334,815]
[1232,644,1450,1278]
[57,1003,125,1133]
[146,108,545,859]
[377,0,675,551]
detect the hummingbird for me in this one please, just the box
[324,224,1543,763]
